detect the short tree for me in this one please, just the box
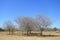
[0,28,5,32]
[4,21,15,35]
[53,27,57,31]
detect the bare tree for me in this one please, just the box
[36,15,51,36]
[4,21,15,35]
[16,17,35,35]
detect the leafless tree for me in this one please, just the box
[4,21,15,35]
[36,15,51,36]
[16,17,35,35]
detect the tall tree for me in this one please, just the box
[36,15,51,36]
[16,17,35,35]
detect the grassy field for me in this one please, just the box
[0,31,60,40]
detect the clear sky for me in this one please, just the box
[0,0,60,28]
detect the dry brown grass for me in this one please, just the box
[0,31,60,40]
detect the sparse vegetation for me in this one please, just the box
[0,15,60,40]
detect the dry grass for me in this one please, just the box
[0,31,60,40]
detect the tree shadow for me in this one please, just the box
[41,35,59,37]
[23,33,60,37]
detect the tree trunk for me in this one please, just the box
[40,28,43,36]
[11,29,14,35]
[9,29,10,35]
[40,30,43,36]
[29,30,31,34]
[29,30,31,36]
[27,31,29,35]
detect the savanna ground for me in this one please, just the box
[0,31,60,40]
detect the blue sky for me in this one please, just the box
[0,0,60,28]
